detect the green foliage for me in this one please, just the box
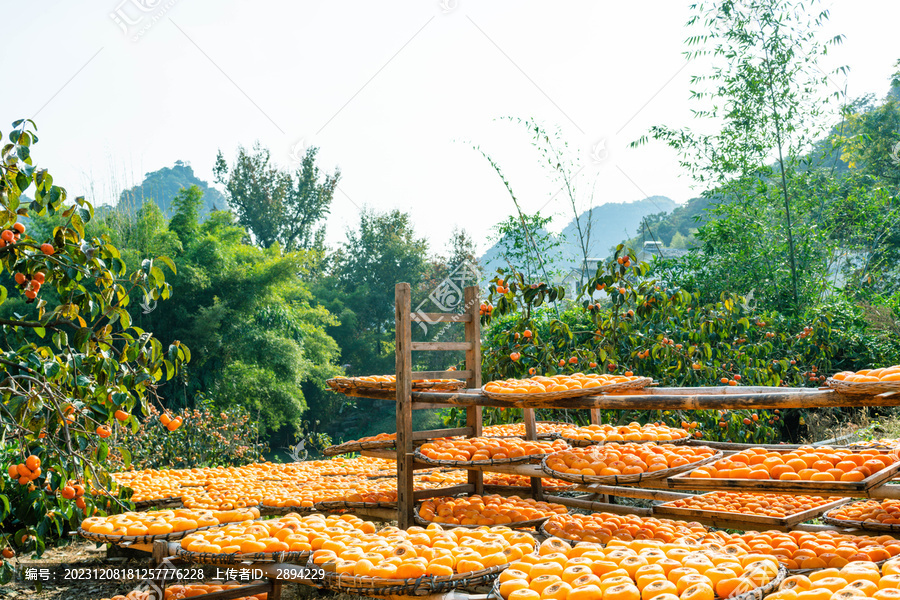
[99,203,343,442]
[214,143,339,251]
[168,184,204,246]
[0,119,188,577]
[635,0,845,310]
[489,212,562,283]
[111,402,266,470]
[316,209,429,376]
[464,249,883,443]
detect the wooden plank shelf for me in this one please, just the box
[340,386,900,410]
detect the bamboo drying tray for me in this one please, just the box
[490,564,785,600]
[821,505,900,533]
[412,506,551,530]
[481,377,652,401]
[560,433,691,447]
[327,377,465,392]
[668,452,900,495]
[826,378,900,396]
[316,559,504,596]
[79,523,220,545]
[541,450,723,485]
[653,493,849,528]
[414,450,536,469]
[176,545,311,566]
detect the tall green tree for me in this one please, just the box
[96,195,342,442]
[636,0,845,311]
[315,209,428,376]
[168,184,204,246]
[214,143,340,251]
[0,120,187,576]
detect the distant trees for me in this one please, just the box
[214,143,340,251]
[95,192,343,442]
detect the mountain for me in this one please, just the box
[479,196,677,280]
[557,196,677,258]
[117,161,226,217]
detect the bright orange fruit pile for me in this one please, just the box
[545,444,718,477]
[828,499,900,525]
[688,447,895,482]
[418,438,569,462]
[81,508,258,537]
[715,529,900,571]
[543,513,707,545]
[497,536,781,600]
[483,422,572,437]
[483,472,573,490]
[662,492,842,518]
[560,423,690,444]
[484,373,643,394]
[833,365,900,383]
[181,513,375,555]
[310,523,535,579]
[418,494,567,526]
[769,556,900,600]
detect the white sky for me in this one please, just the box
[1,0,898,255]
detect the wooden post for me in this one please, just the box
[523,408,543,500]
[395,283,415,528]
[464,286,483,495]
[270,580,282,600]
[590,408,602,425]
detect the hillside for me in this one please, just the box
[479,196,677,278]
[118,161,226,217]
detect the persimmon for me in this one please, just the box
[560,423,690,444]
[484,373,645,395]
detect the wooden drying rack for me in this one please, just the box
[344,283,900,529]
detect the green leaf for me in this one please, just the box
[73,327,92,351]
[157,255,176,274]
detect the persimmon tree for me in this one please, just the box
[0,119,188,580]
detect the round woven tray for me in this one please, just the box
[78,523,221,545]
[826,378,900,395]
[316,500,398,511]
[414,450,537,469]
[820,508,900,533]
[317,557,505,596]
[258,504,320,516]
[327,377,465,392]
[560,434,691,447]
[482,421,571,440]
[540,449,723,485]
[848,441,899,450]
[413,506,551,530]
[482,484,575,494]
[132,496,182,510]
[481,377,652,402]
[176,545,311,566]
[789,558,886,575]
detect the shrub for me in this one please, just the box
[454,247,879,443]
[110,401,267,471]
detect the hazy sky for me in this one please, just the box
[2,0,898,254]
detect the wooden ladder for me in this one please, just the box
[394,283,483,528]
